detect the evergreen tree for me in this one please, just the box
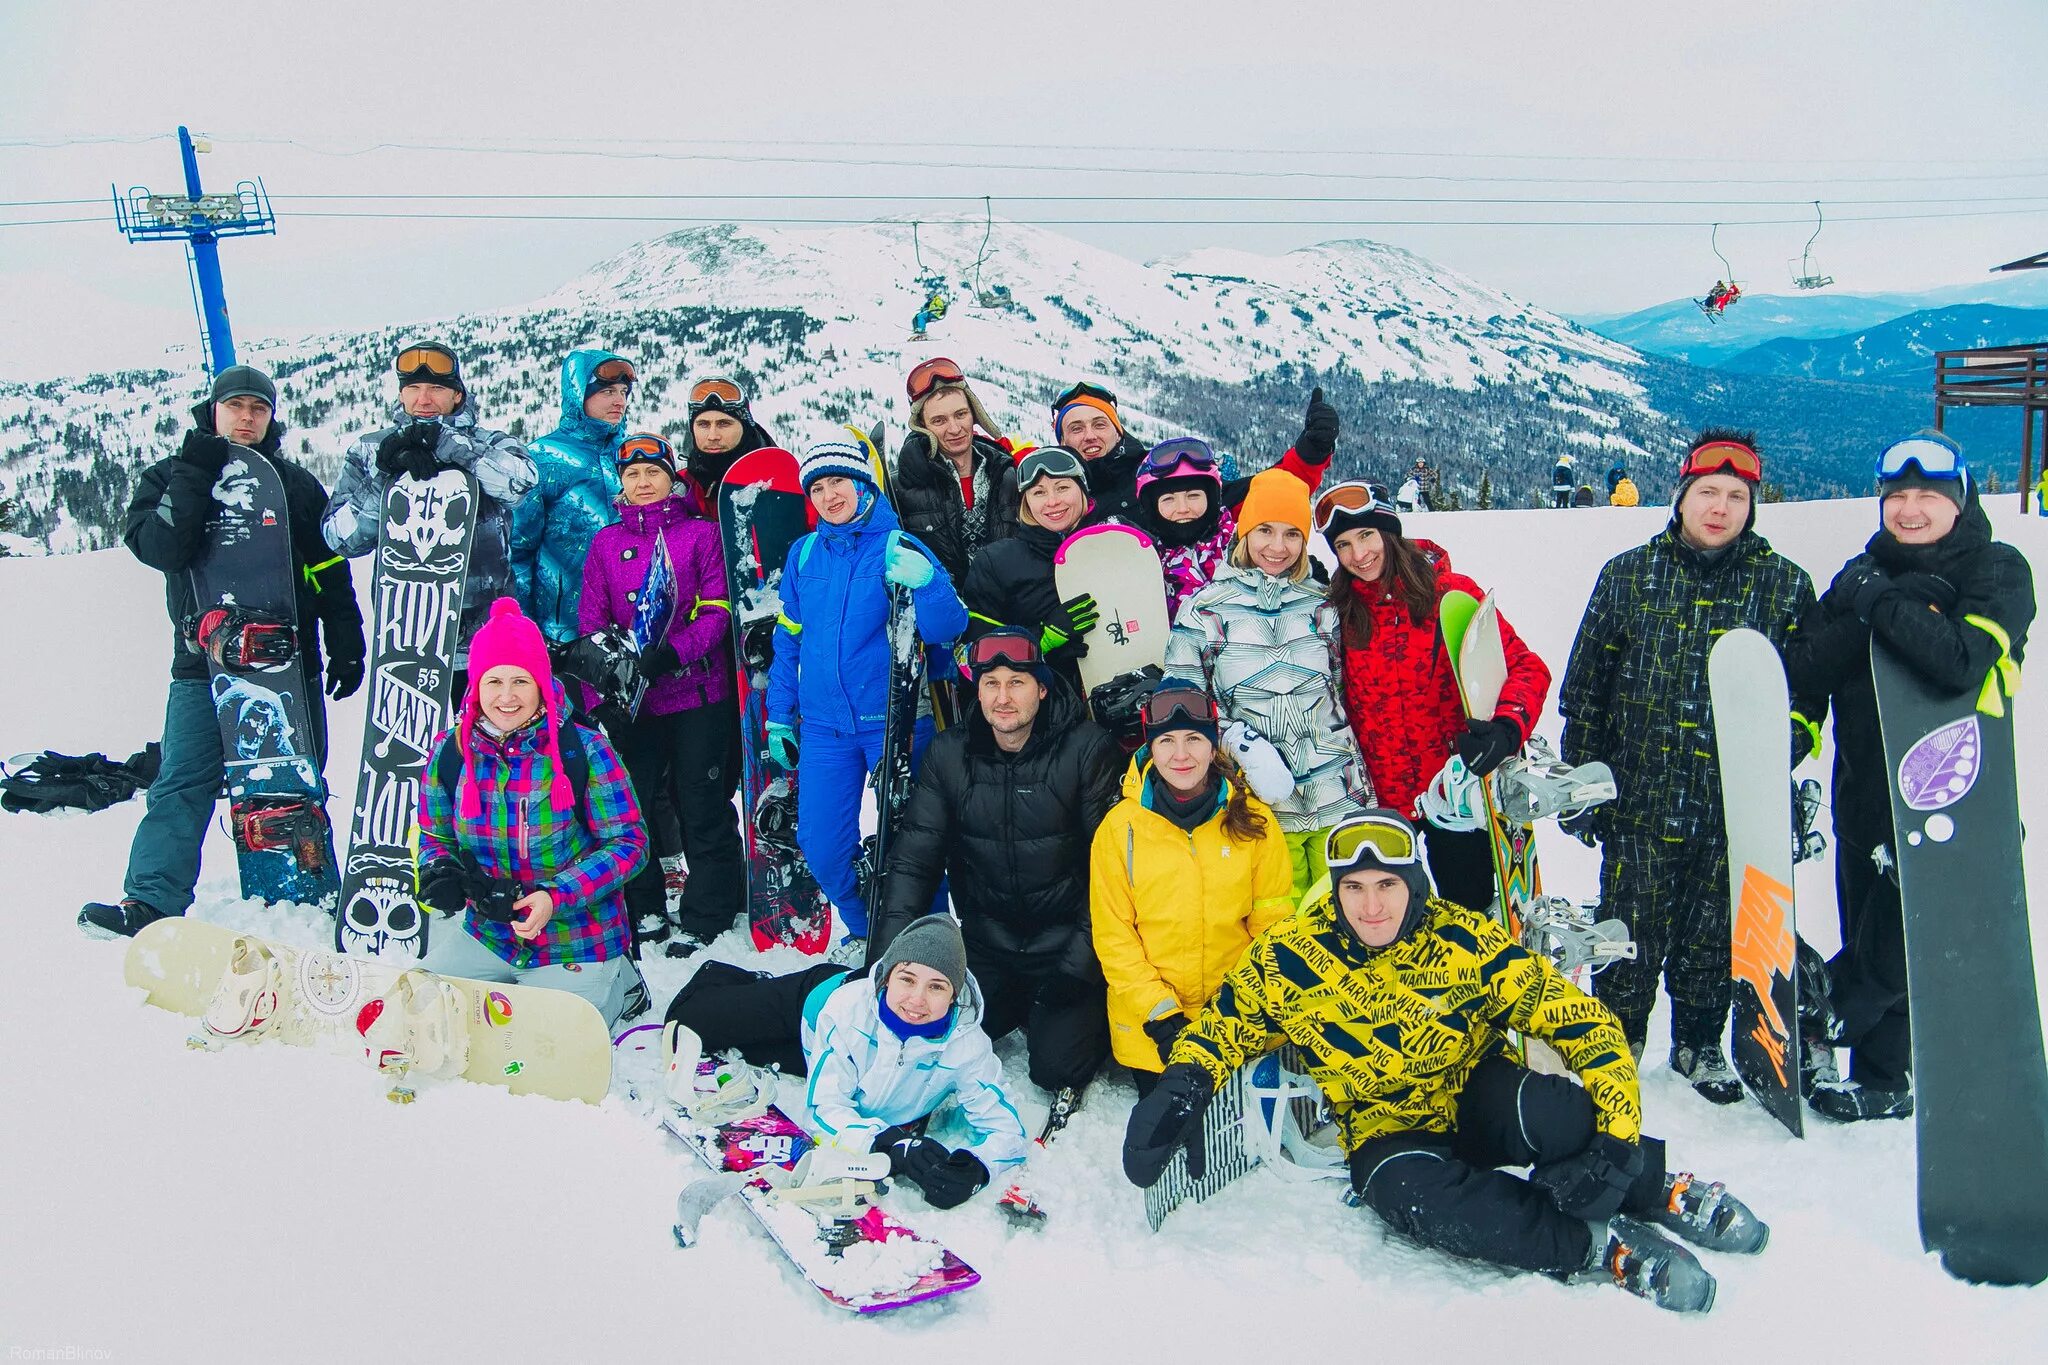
[1477,471,1493,510]
[0,494,18,556]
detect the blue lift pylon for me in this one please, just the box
[112,126,275,379]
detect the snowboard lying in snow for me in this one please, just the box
[122,915,611,1103]
[665,1070,979,1313]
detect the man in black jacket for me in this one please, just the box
[1784,431,2035,1121]
[81,366,365,939]
[680,376,778,507]
[892,358,1020,583]
[872,628,1124,1109]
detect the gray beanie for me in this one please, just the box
[210,365,276,409]
[876,914,968,1000]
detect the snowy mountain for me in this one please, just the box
[1715,304,2048,387]
[5,497,2044,1361]
[0,217,1941,550]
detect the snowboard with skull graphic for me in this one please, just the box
[337,468,478,962]
[191,447,340,908]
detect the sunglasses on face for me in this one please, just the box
[907,357,967,402]
[1679,441,1762,482]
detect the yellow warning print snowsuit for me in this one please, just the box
[1169,894,1642,1152]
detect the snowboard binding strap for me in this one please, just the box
[191,605,297,672]
[232,797,334,875]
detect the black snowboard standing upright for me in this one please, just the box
[849,422,926,918]
[190,446,339,907]
[1872,640,2048,1287]
[336,469,478,962]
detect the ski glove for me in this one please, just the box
[1220,720,1295,804]
[1122,1062,1215,1189]
[1144,1011,1192,1065]
[1891,570,1958,614]
[1294,385,1340,464]
[899,1143,990,1210]
[418,859,471,916]
[1559,804,1603,849]
[635,641,680,683]
[766,722,800,771]
[376,422,444,482]
[1040,594,1101,654]
[1456,717,1523,778]
[178,430,238,477]
[884,541,936,590]
[1532,1133,1642,1222]
[1837,563,1894,623]
[325,655,365,701]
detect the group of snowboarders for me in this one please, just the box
[76,337,2036,1315]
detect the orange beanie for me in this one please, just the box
[1236,468,1313,541]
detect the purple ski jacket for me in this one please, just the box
[578,494,734,715]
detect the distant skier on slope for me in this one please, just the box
[80,366,364,940]
[1782,431,2035,1121]
[870,628,1123,1127]
[1551,453,1576,509]
[1124,811,1768,1315]
[1558,431,1821,1104]
[665,914,1029,1209]
[767,441,966,953]
[509,349,635,643]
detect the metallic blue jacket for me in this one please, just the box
[510,348,629,641]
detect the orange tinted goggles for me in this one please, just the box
[689,377,746,407]
[908,357,966,402]
[1680,441,1761,481]
[395,346,457,378]
[592,358,636,386]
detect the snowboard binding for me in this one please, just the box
[1493,735,1616,825]
[1792,778,1827,864]
[231,796,335,876]
[552,626,647,720]
[190,604,298,673]
[1519,897,1637,975]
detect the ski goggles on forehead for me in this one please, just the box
[1139,684,1216,732]
[966,631,1045,672]
[907,356,966,402]
[1312,480,1396,532]
[394,346,457,378]
[687,377,747,413]
[1679,440,1762,482]
[1876,435,1966,483]
[1325,814,1423,870]
[1140,438,1218,476]
[615,434,674,467]
[591,358,636,386]
[1052,379,1118,411]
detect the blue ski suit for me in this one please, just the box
[768,491,967,936]
[510,348,629,642]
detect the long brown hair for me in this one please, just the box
[1327,530,1440,648]
[1214,750,1270,843]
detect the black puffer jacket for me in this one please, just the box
[1077,433,1150,526]
[960,520,1087,694]
[683,413,778,507]
[124,404,365,683]
[890,431,1019,582]
[1783,494,2035,849]
[873,680,1123,979]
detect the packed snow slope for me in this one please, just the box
[2,497,2043,1364]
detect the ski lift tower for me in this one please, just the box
[111,126,276,380]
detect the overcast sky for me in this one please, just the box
[3,0,2045,379]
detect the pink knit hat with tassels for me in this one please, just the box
[457,597,574,820]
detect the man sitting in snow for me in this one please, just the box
[1123,811,1769,1315]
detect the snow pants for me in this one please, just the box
[663,959,850,1076]
[794,716,937,939]
[1350,1055,1670,1275]
[971,953,1110,1093]
[124,673,328,915]
[1828,838,1910,1089]
[616,699,744,941]
[420,919,631,1029]
[1283,827,1334,902]
[1422,821,1498,917]
[1591,825,1732,1049]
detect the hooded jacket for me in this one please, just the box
[1169,892,1641,1153]
[510,349,629,642]
[1338,539,1549,820]
[873,680,1124,979]
[1558,520,1820,841]
[1165,564,1374,832]
[577,494,733,715]
[799,963,1029,1170]
[960,519,1090,694]
[323,401,538,655]
[1783,491,2034,848]
[890,429,1021,583]
[1089,757,1295,1072]
[417,683,645,967]
[125,403,365,683]
[766,493,967,735]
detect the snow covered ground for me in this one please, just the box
[3,495,2043,1363]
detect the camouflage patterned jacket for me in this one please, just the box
[1170,894,1641,1152]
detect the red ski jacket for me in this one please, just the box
[1339,540,1550,820]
